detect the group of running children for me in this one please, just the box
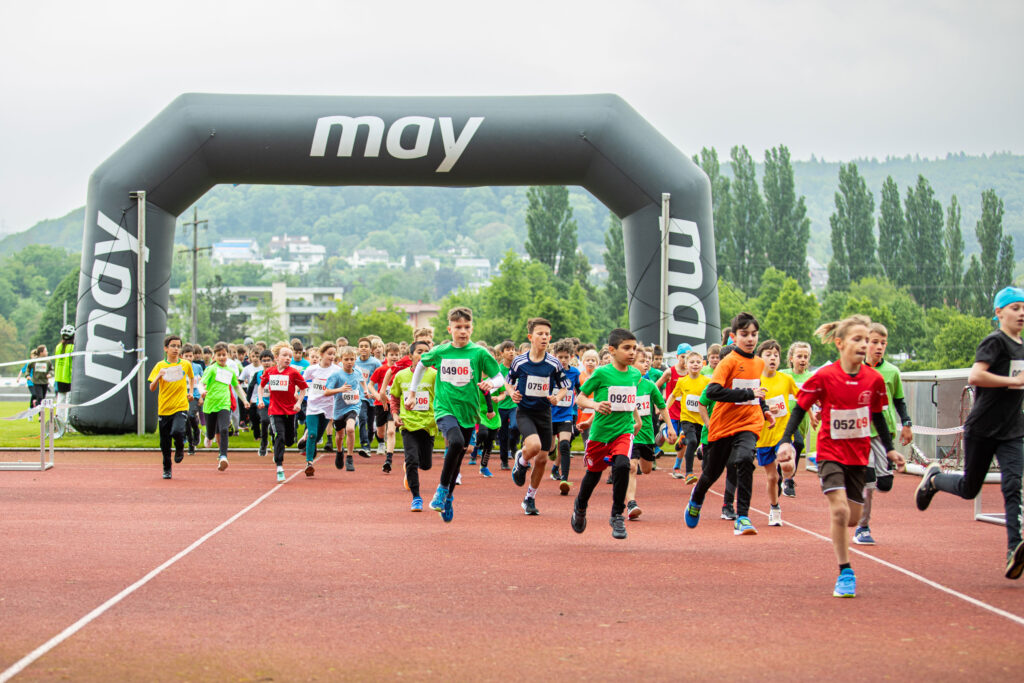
[146,288,1024,597]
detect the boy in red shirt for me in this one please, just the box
[260,342,308,483]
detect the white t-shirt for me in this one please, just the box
[304,365,338,416]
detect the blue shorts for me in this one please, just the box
[756,445,778,467]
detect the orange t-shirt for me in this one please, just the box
[707,351,765,441]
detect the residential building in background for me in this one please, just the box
[379,302,441,330]
[211,239,260,265]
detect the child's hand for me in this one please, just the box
[900,425,913,446]
[595,401,611,415]
[764,411,776,428]
[665,427,677,443]
[752,387,766,400]
[511,388,522,404]
[886,449,906,472]
[486,411,495,420]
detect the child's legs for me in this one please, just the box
[498,408,513,462]
[216,410,230,456]
[683,422,700,473]
[610,454,631,516]
[305,413,324,461]
[820,461,866,565]
[692,436,732,506]
[933,432,997,501]
[259,409,270,450]
[385,418,396,452]
[825,489,854,565]
[517,410,549,463]
[158,415,173,469]
[995,438,1023,551]
[403,429,432,498]
[558,431,572,479]
[170,411,186,456]
[437,416,471,490]
[477,426,494,467]
[272,415,291,465]
[757,446,780,505]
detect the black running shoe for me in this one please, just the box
[162,469,172,480]
[609,514,627,539]
[357,449,371,458]
[335,451,344,469]
[521,496,539,516]
[915,463,941,511]
[174,450,184,464]
[571,503,587,533]
[382,461,392,474]
[550,466,561,481]
[627,500,642,520]
[721,504,737,520]
[782,479,796,498]
[511,458,528,487]
[1006,540,1024,580]
[325,436,333,452]
[345,455,355,472]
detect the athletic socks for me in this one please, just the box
[518,453,529,468]
[526,486,537,499]
[673,456,682,470]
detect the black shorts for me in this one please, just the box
[56,381,71,394]
[516,407,553,452]
[375,406,394,427]
[818,460,866,505]
[335,411,358,429]
[551,421,574,437]
[634,442,656,462]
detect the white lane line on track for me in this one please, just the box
[707,489,1024,627]
[0,459,316,683]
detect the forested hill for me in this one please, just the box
[4,152,1022,264]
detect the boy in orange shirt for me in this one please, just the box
[684,312,774,536]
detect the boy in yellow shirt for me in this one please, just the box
[669,351,710,484]
[148,334,195,479]
[755,340,798,526]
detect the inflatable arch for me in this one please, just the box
[71,94,718,432]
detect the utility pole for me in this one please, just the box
[181,207,209,343]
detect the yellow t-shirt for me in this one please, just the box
[148,360,194,416]
[757,371,798,447]
[670,374,710,424]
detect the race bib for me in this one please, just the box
[556,390,574,408]
[525,375,550,397]
[268,375,289,392]
[342,391,359,404]
[1011,360,1024,390]
[608,386,637,412]
[308,379,327,398]
[684,394,700,413]
[413,390,430,411]
[766,394,787,418]
[163,365,184,383]
[215,367,233,385]
[732,378,760,406]
[582,407,595,415]
[830,407,870,440]
[439,358,472,386]
[637,395,651,417]
[34,361,48,373]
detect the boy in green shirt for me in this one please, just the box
[571,328,643,540]
[390,341,437,511]
[199,342,250,470]
[148,334,195,479]
[626,346,676,520]
[407,307,502,522]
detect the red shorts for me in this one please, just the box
[583,433,634,472]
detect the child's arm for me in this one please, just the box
[698,404,710,426]
[659,407,676,442]
[969,360,1024,389]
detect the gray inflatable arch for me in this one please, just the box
[71,93,718,433]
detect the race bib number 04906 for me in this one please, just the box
[439,359,472,387]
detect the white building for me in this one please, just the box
[350,248,390,268]
[211,239,260,265]
[455,257,491,280]
[287,241,326,268]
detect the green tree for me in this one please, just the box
[762,278,820,351]
[827,163,876,291]
[524,186,579,279]
[566,280,595,344]
[694,147,735,283]
[30,267,81,349]
[877,176,907,287]
[903,175,945,308]
[972,189,1015,315]
[930,310,992,369]
[717,278,748,333]
[729,145,767,294]
[944,195,964,308]
[0,314,22,370]
[762,145,811,287]
[248,297,287,342]
[358,305,415,342]
[202,276,246,343]
[602,214,627,324]
[751,267,789,320]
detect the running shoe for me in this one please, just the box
[671,470,685,479]
[550,466,561,481]
[258,446,267,457]
[1006,540,1024,580]
[441,492,454,523]
[521,496,539,516]
[500,462,511,471]
[684,473,698,485]
[479,466,493,478]
[217,456,228,472]
[296,439,306,452]
[188,446,196,456]
[345,455,355,472]
[768,506,782,527]
[276,469,286,483]
[684,495,702,528]
[833,568,856,598]
[805,454,818,473]
[468,455,477,466]
[571,502,587,533]
[304,461,315,477]
[782,478,796,498]
[558,479,572,496]
[325,436,333,452]
[335,451,344,469]
[356,449,369,459]
[162,469,172,480]
[609,514,627,540]
[361,448,373,459]
[382,461,392,474]
[627,500,642,520]
[853,526,875,545]
[429,485,449,512]
[455,473,462,486]
[174,450,184,464]
[511,456,528,487]
[410,496,423,512]
[377,442,386,456]
[915,462,941,511]
[720,504,737,521]
[733,516,757,536]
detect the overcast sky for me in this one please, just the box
[0,0,1021,233]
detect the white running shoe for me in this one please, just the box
[217,456,228,471]
[768,506,782,526]
[456,473,462,486]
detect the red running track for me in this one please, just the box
[1,448,1022,681]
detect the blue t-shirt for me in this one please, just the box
[327,368,365,418]
[508,351,570,413]
[550,365,581,423]
[252,368,270,407]
[354,357,382,402]
[191,360,206,398]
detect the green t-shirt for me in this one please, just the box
[869,359,903,437]
[201,363,240,414]
[580,363,642,444]
[648,367,663,384]
[635,377,666,445]
[478,385,501,429]
[698,384,715,445]
[700,365,714,377]
[390,366,437,436]
[54,342,74,384]
[419,342,501,429]
[497,364,516,410]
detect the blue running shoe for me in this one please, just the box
[479,466,493,478]
[853,526,876,545]
[441,493,454,523]
[833,568,856,598]
[733,516,757,536]
[429,485,449,512]
[511,454,528,487]
[410,497,423,512]
[684,495,702,528]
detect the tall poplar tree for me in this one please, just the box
[694,147,735,283]
[827,163,876,291]
[762,145,810,288]
[602,214,628,324]
[903,175,945,308]
[943,195,964,308]
[877,176,907,287]
[972,189,1015,315]
[729,145,767,295]
[524,185,578,279]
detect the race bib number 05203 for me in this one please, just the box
[608,386,637,412]
[439,359,472,387]
[268,375,289,392]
